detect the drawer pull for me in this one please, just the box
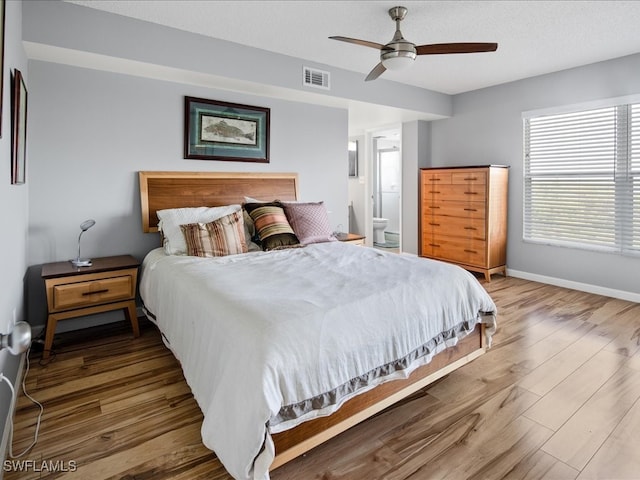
[464,249,477,254]
[464,226,477,230]
[429,222,440,226]
[429,206,440,209]
[429,191,440,194]
[464,208,478,212]
[429,243,441,248]
[429,178,441,182]
[464,191,479,195]
[82,289,109,296]
[464,177,478,181]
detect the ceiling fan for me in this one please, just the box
[330,6,498,81]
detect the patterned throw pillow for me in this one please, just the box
[157,204,241,255]
[180,210,248,257]
[283,202,336,245]
[244,202,300,251]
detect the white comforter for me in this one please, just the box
[139,242,497,480]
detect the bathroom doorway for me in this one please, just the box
[371,127,401,253]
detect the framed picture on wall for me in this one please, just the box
[11,69,27,185]
[0,0,6,138]
[184,96,270,163]
[348,140,358,177]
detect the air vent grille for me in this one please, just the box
[303,66,330,90]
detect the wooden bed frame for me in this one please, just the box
[138,170,488,470]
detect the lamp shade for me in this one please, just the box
[381,55,413,71]
[1,321,32,355]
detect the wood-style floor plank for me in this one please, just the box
[522,349,625,431]
[4,275,639,479]
[577,394,640,479]
[541,365,640,471]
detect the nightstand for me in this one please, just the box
[41,255,140,359]
[335,232,366,246]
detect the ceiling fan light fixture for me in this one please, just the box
[381,50,415,70]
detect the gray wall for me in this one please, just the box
[431,53,640,296]
[26,60,349,330]
[401,120,431,255]
[0,0,28,465]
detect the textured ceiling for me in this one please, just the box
[67,0,640,95]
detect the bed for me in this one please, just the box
[137,171,497,480]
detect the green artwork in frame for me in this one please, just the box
[184,96,270,163]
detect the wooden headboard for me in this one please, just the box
[139,171,299,233]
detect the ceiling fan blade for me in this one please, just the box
[365,62,387,82]
[329,36,384,50]
[416,42,498,55]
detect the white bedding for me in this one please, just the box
[139,242,497,480]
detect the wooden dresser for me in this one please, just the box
[420,165,508,281]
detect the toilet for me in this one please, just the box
[373,217,388,245]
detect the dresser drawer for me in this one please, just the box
[422,171,452,185]
[52,274,135,311]
[424,216,486,240]
[452,170,487,185]
[426,184,486,203]
[422,201,486,219]
[426,235,487,266]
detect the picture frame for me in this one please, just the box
[348,140,358,177]
[184,96,270,163]
[11,69,27,185]
[0,0,6,138]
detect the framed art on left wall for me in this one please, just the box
[0,0,5,138]
[11,69,27,185]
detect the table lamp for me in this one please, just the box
[71,219,96,267]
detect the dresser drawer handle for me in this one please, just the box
[464,208,478,212]
[430,178,441,182]
[464,226,477,230]
[464,191,479,195]
[464,177,478,181]
[429,243,441,248]
[429,222,440,226]
[464,249,477,254]
[429,206,440,209]
[82,289,109,296]
[429,191,440,194]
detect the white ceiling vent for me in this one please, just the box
[303,66,330,90]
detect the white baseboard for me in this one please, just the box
[0,353,26,480]
[507,269,640,303]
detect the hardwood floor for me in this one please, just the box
[5,275,640,479]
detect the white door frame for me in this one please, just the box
[364,123,402,250]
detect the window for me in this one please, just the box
[523,102,640,256]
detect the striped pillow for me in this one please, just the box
[180,210,248,257]
[244,202,300,251]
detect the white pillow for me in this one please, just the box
[244,196,267,204]
[157,205,241,255]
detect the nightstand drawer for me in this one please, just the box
[52,274,135,311]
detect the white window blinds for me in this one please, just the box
[524,103,640,256]
[630,104,640,252]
